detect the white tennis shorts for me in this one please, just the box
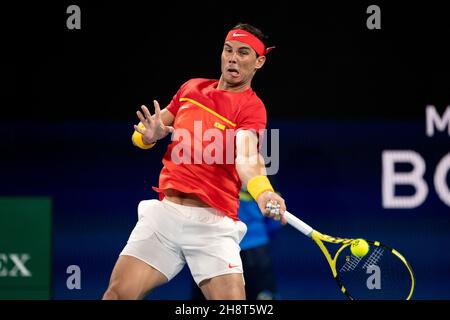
[120,198,247,285]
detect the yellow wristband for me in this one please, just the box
[247,175,274,201]
[132,126,156,150]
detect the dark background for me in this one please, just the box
[2,1,450,121]
[0,1,449,299]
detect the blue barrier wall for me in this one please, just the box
[1,119,448,299]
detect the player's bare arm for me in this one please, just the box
[235,130,287,224]
[132,100,175,146]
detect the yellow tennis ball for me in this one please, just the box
[350,239,369,257]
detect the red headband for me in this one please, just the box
[225,29,275,56]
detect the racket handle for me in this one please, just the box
[284,211,314,237]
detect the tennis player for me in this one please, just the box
[103,23,286,300]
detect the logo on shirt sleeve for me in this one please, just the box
[214,122,225,131]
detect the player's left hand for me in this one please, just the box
[256,191,287,225]
[134,100,174,144]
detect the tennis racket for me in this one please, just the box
[284,211,415,300]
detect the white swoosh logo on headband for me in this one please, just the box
[232,32,247,37]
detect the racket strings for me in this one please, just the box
[340,255,363,272]
[336,245,412,299]
[362,247,384,269]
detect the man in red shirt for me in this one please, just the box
[103,23,286,300]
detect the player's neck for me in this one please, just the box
[217,76,251,92]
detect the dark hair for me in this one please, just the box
[231,23,269,48]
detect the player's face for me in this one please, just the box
[221,41,265,86]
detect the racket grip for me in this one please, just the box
[284,211,314,237]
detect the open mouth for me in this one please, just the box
[227,68,240,77]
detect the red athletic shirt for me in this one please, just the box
[152,78,267,220]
